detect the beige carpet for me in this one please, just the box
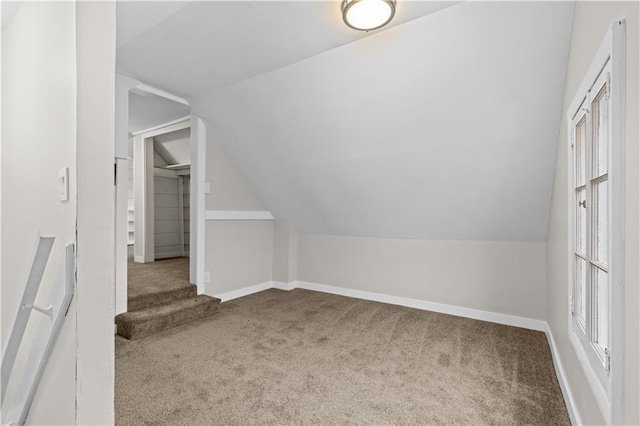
[127,258,193,311]
[115,288,569,425]
[128,257,191,299]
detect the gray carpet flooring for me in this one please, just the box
[115,288,569,425]
[128,257,191,300]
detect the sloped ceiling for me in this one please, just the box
[129,91,191,134]
[117,1,574,242]
[116,1,460,97]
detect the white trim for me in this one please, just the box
[131,83,189,106]
[153,167,178,178]
[293,281,547,331]
[608,20,626,426]
[205,210,275,221]
[272,281,296,291]
[115,158,129,315]
[569,330,610,418]
[134,255,145,263]
[546,325,582,426]
[214,280,545,331]
[191,115,206,294]
[214,281,273,303]
[565,20,625,424]
[131,115,191,137]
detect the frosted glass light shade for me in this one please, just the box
[342,0,396,31]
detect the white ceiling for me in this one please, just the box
[116,1,460,98]
[129,91,191,134]
[154,128,191,166]
[117,1,575,242]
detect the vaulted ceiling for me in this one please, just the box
[117,1,575,242]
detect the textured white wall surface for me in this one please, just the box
[545,2,639,424]
[299,233,546,320]
[204,131,274,295]
[205,221,274,295]
[205,128,266,211]
[2,3,77,424]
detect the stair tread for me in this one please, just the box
[118,295,219,321]
[127,284,197,311]
[115,295,221,340]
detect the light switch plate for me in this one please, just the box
[204,271,210,283]
[204,182,211,194]
[59,167,69,202]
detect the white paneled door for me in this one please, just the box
[154,176,184,259]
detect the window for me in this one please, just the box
[571,64,611,375]
[567,21,625,424]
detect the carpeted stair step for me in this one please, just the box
[128,284,197,312]
[116,295,221,340]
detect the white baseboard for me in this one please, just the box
[272,281,296,291]
[134,255,145,263]
[213,281,273,302]
[293,281,547,332]
[545,324,581,426]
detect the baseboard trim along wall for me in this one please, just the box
[545,324,581,426]
[213,280,547,330]
[212,280,576,424]
[272,281,296,291]
[214,281,273,302]
[205,210,274,221]
[293,281,547,332]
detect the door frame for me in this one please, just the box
[114,78,206,315]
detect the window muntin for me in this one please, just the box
[571,67,610,373]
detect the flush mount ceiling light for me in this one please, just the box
[342,0,396,31]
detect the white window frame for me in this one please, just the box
[566,20,625,424]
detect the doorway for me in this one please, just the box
[115,79,206,316]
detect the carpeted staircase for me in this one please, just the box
[115,283,220,340]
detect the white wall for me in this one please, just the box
[75,1,116,423]
[1,3,77,424]
[205,222,273,294]
[298,234,546,321]
[205,128,274,296]
[205,127,266,211]
[273,219,298,285]
[545,2,639,424]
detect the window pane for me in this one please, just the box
[575,116,587,186]
[593,179,608,264]
[593,266,609,351]
[592,85,609,177]
[576,188,586,255]
[576,256,587,328]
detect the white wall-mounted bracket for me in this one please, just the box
[21,303,54,320]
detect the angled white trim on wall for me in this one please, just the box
[205,210,274,221]
[131,84,189,106]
